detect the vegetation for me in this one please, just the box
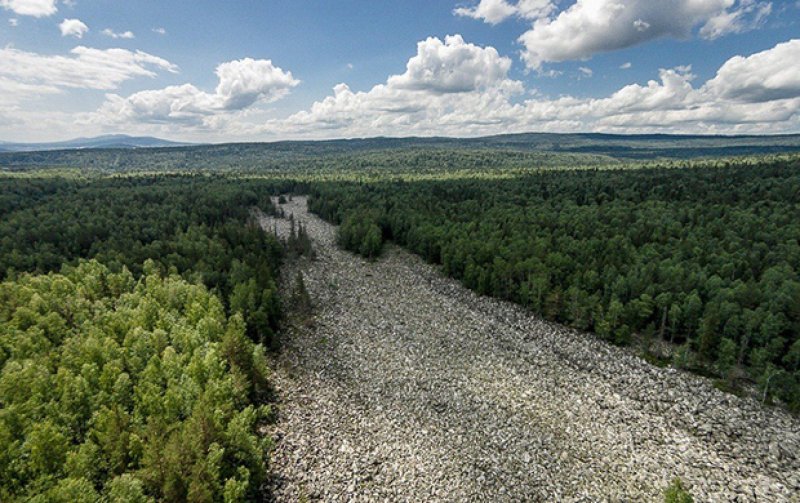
[0,174,289,501]
[2,138,800,499]
[0,261,272,501]
[286,219,315,260]
[309,156,800,410]
[664,478,694,503]
[291,271,313,316]
[3,133,800,174]
[337,210,383,260]
[0,175,285,347]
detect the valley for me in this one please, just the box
[262,197,800,502]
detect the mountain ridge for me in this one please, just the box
[2,132,799,160]
[0,134,194,152]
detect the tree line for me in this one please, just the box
[0,175,292,348]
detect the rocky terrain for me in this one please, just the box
[259,196,800,502]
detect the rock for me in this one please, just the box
[258,197,800,503]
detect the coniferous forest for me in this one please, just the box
[1,145,799,501]
[309,157,800,410]
[0,175,290,501]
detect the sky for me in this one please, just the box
[0,0,799,143]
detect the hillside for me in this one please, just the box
[0,134,192,152]
[1,132,799,172]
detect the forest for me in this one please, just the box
[308,156,800,410]
[2,146,800,501]
[0,174,293,501]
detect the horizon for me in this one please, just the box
[4,130,800,150]
[1,1,799,143]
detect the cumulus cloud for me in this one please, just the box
[387,35,515,93]
[278,35,522,134]
[703,39,800,102]
[0,0,56,17]
[462,0,557,24]
[0,46,177,91]
[23,37,796,141]
[268,37,800,138]
[458,0,774,70]
[152,27,166,35]
[92,58,299,125]
[593,66,698,115]
[59,18,87,38]
[517,0,771,69]
[516,0,557,19]
[102,28,135,39]
[454,0,517,24]
[454,0,554,24]
[214,58,299,108]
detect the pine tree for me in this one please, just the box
[292,271,312,314]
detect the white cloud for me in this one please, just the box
[8,17,18,26]
[277,35,523,136]
[92,58,299,125]
[267,37,800,138]
[699,0,771,39]
[518,0,755,69]
[59,17,87,38]
[387,34,515,93]
[464,0,775,70]
[0,0,56,17]
[0,46,177,91]
[517,0,557,19]
[454,0,554,24]
[454,0,517,24]
[704,39,800,102]
[579,66,593,77]
[620,62,632,69]
[13,37,799,141]
[0,77,61,103]
[102,28,135,39]
[152,27,166,35]
[594,66,698,115]
[214,58,299,109]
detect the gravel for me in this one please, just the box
[259,196,800,502]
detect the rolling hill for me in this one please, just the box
[0,134,193,152]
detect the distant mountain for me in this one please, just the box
[0,134,194,152]
[1,132,799,164]
[183,132,800,160]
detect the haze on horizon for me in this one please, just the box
[1,0,799,143]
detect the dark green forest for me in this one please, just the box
[0,175,294,501]
[0,175,291,347]
[308,157,800,410]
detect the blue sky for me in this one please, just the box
[1,0,799,142]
